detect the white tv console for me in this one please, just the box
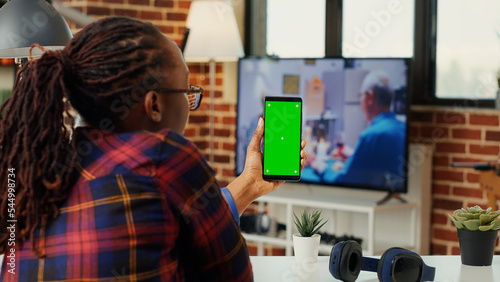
[242,144,433,256]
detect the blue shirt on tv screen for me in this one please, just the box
[323,111,406,189]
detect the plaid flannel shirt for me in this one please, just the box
[1,127,252,281]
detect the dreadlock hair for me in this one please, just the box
[0,16,172,257]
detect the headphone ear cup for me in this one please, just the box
[337,240,362,282]
[377,247,407,282]
[329,241,346,280]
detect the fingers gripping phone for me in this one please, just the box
[262,96,302,181]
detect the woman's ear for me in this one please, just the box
[143,91,162,122]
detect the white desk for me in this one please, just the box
[250,255,500,282]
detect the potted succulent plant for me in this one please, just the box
[293,208,328,264]
[448,205,500,266]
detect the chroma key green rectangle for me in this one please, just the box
[263,96,302,181]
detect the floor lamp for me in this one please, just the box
[183,0,244,165]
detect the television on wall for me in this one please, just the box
[235,57,411,200]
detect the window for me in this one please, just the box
[266,0,413,58]
[342,0,414,58]
[266,0,325,57]
[247,0,499,106]
[434,0,500,100]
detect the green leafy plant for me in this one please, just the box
[293,208,328,237]
[448,205,500,231]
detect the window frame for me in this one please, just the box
[412,0,494,108]
[244,0,496,108]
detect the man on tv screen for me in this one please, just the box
[323,70,406,189]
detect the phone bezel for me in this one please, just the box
[262,96,302,181]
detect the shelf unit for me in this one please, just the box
[243,186,417,256]
[242,143,433,256]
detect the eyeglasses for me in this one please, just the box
[155,85,204,111]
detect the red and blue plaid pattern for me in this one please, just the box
[1,127,252,281]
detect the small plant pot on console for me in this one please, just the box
[457,229,498,266]
[293,233,321,264]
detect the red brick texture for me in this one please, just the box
[411,108,500,255]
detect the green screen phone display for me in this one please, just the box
[263,97,302,181]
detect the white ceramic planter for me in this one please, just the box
[292,233,321,264]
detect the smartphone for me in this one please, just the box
[262,96,302,181]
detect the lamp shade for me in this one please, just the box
[183,0,244,62]
[0,0,73,58]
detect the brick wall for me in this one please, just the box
[61,0,190,45]
[59,0,500,255]
[410,106,500,255]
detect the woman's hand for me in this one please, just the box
[227,117,307,215]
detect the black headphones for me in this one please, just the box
[329,240,436,282]
[329,240,363,282]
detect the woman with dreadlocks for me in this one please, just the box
[0,17,306,281]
